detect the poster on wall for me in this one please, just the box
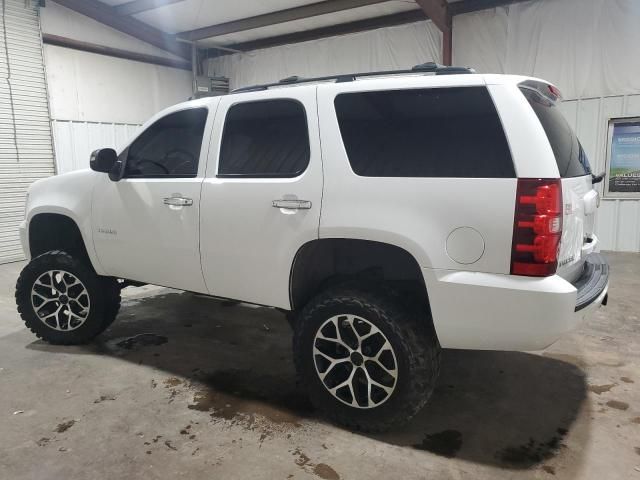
[608,118,640,195]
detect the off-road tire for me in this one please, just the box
[293,284,440,432]
[15,250,121,345]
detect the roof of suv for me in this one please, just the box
[232,62,475,93]
[173,67,555,113]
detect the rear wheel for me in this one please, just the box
[293,285,440,432]
[15,251,121,345]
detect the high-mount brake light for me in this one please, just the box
[548,84,562,100]
[510,179,563,277]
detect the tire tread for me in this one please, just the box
[293,284,440,432]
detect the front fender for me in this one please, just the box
[25,170,106,275]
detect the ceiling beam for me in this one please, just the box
[178,0,391,42]
[414,0,450,32]
[414,0,451,64]
[42,33,192,70]
[208,10,428,54]
[52,0,191,59]
[115,0,186,16]
[448,0,530,15]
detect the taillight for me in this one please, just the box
[511,179,562,277]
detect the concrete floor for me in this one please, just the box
[0,253,638,480]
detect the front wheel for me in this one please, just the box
[15,251,121,345]
[293,285,440,432]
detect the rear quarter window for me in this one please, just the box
[334,87,515,178]
[520,86,591,178]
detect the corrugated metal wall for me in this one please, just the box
[0,0,55,263]
[559,94,640,252]
[51,120,139,174]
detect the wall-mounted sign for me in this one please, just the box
[606,118,640,197]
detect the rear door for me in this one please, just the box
[520,84,597,282]
[200,88,322,309]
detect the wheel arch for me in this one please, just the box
[289,238,432,315]
[28,212,98,272]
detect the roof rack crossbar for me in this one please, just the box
[232,62,475,93]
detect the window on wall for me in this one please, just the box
[218,99,310,177]
[605,118,640,197]
[334,87,515,178]
[124,108,208,178]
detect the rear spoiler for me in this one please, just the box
[519,79,563,103]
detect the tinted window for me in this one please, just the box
[520,87,591,178]
[334,87,514,178]
[218,100,310,177]
[125,108,208,178]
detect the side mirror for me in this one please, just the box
[90,148,117,173]
[89,148,125,182]
[591,171,606,185]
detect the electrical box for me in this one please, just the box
[194,76,229,98]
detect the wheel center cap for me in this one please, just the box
[350,351,364,366]
[59,294,69,305]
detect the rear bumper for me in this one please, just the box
[423,253,609,351]
[573,253,609,312]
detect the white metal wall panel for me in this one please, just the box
[51,121,139,174]
[0,0,55,263]
[560,94,640,252]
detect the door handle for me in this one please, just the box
[163,196,193,207]
[272,199,312,210]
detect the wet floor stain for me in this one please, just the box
[606,400,629,411]
[588,383,616,394]
[36,437,49,447]
[164,377,183,388]
[634,447,640,456]
[291,448,340,479]
[313,463,340,480]
[93,395,116,404]
[55,419,76,433]
[413,430,462,458]
[632,417,640,424]
[186,369,312,426]
[293,448,311,466]
[115,333,168,350]
[542,465,556,475]
[496,428,568,467]
[620,377,634,384]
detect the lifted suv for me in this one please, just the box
[16,64,609,431]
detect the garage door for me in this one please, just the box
[0,0,55,264]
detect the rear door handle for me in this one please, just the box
[163,196,193,207]
[272,199,312,210]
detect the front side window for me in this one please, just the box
[218,99,310,177]
[334,87,515,178]
[124,108,208,178]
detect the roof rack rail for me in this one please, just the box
[232,62,475,93]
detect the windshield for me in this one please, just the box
[520,86,591,178]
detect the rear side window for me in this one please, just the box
[334,87,514,178]
[520,86,591,178]
[218,99,310,177]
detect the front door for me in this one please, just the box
[92,105,215,292]
[200,88,323,308]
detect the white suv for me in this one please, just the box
[16,64,609,431]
